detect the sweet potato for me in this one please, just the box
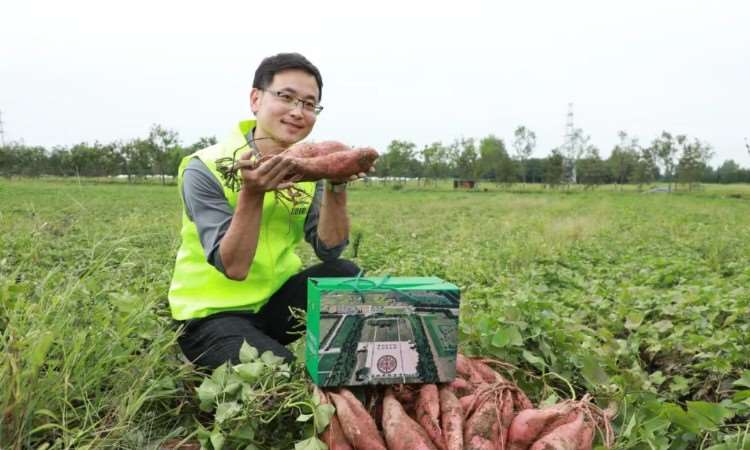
[417,384,447,450]
[507,403,576,450]
[464,398,502,450]
[459,394,476,416]
[471,360,506,384]
[513,390,534,412]
[382,389,439,450]
[529,410,584,450]
[457,354,485,385]
[284,141,350,159]
[449,377,474,397]
[317,389,353,450]
[289,147,379,181]
[329,391,387,450]
[578,417,594,450]
[439,386,464,450]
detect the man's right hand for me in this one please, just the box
[235,152,298,195]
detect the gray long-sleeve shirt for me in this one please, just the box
[181,157,348,276]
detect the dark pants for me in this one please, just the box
[178,259,360,369]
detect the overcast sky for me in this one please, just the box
[2,0,749,166]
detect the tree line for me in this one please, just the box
[1,124,749,188]
[375,128,750,190]
[0,125,216,184]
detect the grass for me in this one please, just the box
[1,178,749,449]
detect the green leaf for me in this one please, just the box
[297,413,314,422]
[239,341,259,363]
[581,354,609,385]
[522,350,546,370]
[661,403,701,434]
[294,436,328,450]
[621,414,637,438]
[260,351,285,367]
[314,404,335,434]
[624,312,644,330]
[210,429,225,450]
[235,362,265,382]
[215,401,242,424]
[229,425,255,441]
[733,371,750,389]
[29,331,54,373]
[196,379,220,405]
[686,401,734,429]
[211,364,230,386]
[491,325,523,348]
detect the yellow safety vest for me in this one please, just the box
[168,119,316,320]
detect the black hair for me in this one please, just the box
[253,53,323,101]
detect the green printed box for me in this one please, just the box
[306,276,460,387]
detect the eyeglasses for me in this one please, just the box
[262,89,324,115]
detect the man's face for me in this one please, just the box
[251,69,320,147]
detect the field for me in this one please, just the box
[1,179,749,449]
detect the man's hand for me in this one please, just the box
[235,153,299,194]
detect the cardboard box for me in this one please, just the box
[306,276,460,387]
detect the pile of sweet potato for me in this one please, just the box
[316,354,615,450]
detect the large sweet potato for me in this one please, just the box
[329,391,386,450]
[382,390,439,450]
[289,147,378,181]
[417,384,447,450]
[529,410,585,450]
[464,398,502,450]
[507,403,574,450]
[317,389,353,450]
[284,141,350,159]
[439,386,464,450]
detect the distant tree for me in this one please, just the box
[651,131,679,192]
[563,127,590,186]
[676,137,714,191]
[147,125,180,184]
[454,138,479,180]
[478,135,510,182]
[543,149,565,188]
[526,158,545,183]
[376,140,418,180]
[187,136,219,153]
[632,146,658,190]
[716,160,742,183]
[421,142,450,185]
[512,126,536,183]
[608,131,639,188]
[577,146,607,189]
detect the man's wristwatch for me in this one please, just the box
[325,180,348,193]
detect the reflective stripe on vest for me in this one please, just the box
[168,119,316,320]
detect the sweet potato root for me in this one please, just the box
[417,384,447,450]
[383,389,439,450]
[457,354,485,385]
[329,390,387,450]
[439,386,464,450]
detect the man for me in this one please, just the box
[169,53,366,369]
